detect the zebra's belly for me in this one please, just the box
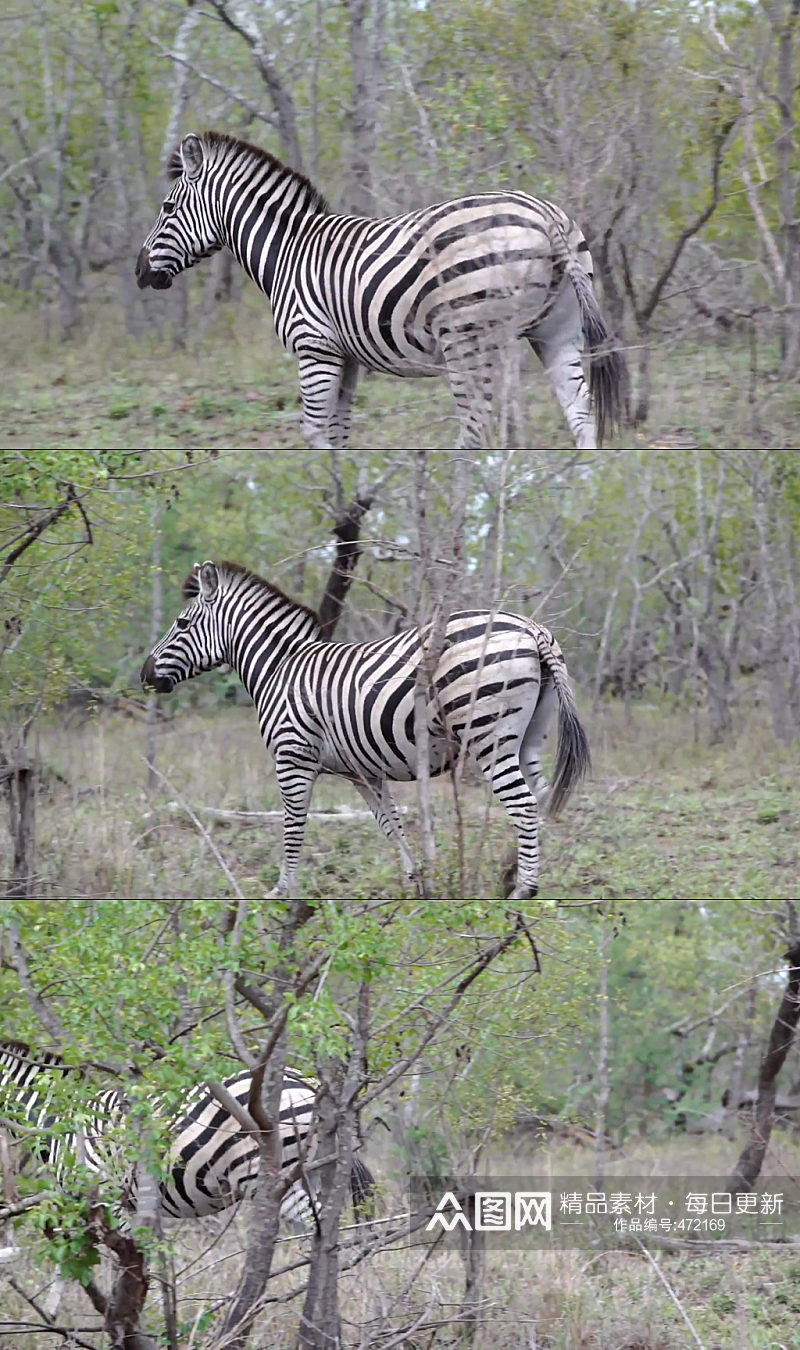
[335,328,445,378]
[319,731,452,783]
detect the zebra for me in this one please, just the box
[135,130,627,450]
[0,1041,374,1230]
[141,560,591,900]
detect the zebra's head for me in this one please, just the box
[135,134,223,291]
[141,561,227,693]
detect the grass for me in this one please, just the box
[4,298,800,449]
[23,700,799,901]
[4,1131,800,1348]
[4,700,800,1346]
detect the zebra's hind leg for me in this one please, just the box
[329,357,360,448]
[439,335,496,448]
[469,739,540,900]
[519,678,558,812]
[280,1178,317,1236]
[351,778,419,890]
[529,335,596,450]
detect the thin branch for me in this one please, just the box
[4,923,70,1043]
[0,484,91,588]
[632,1240,707,1348]
[3,1275,100,1350]
[141,760,244,899]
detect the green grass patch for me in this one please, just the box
[4,301,800,449]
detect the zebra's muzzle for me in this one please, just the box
[141,655,174,694]
[135,247,173,291]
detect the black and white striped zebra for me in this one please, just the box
[0,1041,373,1228]
[135,131,627,450]
[141,561,590,900]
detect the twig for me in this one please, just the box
[4,924,70,1044]
[0,1193,54,1220]
[633,1239,706,1348]
[196,807,389,822]
[3,1274,100,1349]
[141,761,244,898]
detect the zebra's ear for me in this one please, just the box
[180,134,204,180]
[198,561,219,601]
[181,567,200,600]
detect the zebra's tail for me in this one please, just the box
[350,1153,377,1219]
[567,261,629,448]
[533,628,592,818]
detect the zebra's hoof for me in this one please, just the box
[506,882,538,901]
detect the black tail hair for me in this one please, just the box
[569,264,629,447]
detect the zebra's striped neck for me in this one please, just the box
[202,136,329,299]
[215,567,321,712]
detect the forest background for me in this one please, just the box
[2,2,800,1348]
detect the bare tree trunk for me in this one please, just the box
[459,1183,486,1345]
[632,323,651,427]
[775,0,800,373]
[619,120,731,424]
[723,979,757,1138]
[345,0,385,215]
[97,4,150,338]
[2,735,35,898]
[317,491,375,640]
[297,1084,347,1350]
[208,1,304,170]
[693,453,734,742]
[146,504,162,795]
[727,941,800,1192]
[159,2,200,348]
[220,899,320,1350]
[594,913,611,1186]
[412,451,437,894]
[0,1130,18,1204]
[298,993,367,1350]
[752,459,792,742]
[220,1150,287,1349]
[410,452,474,896]
[85,1205,157,1350]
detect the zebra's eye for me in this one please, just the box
[175,615,192,632]
[162,199,178,217]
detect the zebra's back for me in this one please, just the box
[266,609,545,783]
[159,1070,316,1219]
[275,193,588,375]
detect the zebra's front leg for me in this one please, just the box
[268,754,319,899]
[329,357,359,448]
[297,351,348,450]
[351,777,419,890]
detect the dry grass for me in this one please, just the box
[21,698,800,901]
[4,1131,800,1348]
[4,700,799,1345]
[3,300,800,451]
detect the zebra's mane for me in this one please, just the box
[166,132,330,215]
[1,1039,74,1070]
[182,561,322,628]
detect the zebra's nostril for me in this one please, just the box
[140,654,173,693]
